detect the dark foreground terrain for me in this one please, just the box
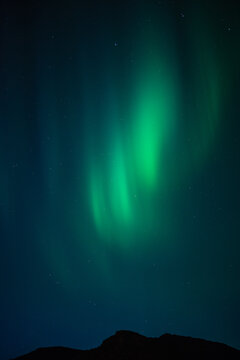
[12,330,240,360]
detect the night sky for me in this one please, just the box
[1,1,240,359]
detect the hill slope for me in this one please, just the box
[12,330,240,360]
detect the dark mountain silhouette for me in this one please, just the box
[12,330,240,360]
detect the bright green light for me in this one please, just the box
[132,75,176,189]
[86,8,222,245]
[109,132,132,226]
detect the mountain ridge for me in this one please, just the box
[12,330,240,360]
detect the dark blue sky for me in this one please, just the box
[0,1,240,359]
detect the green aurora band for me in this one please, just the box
[87,5,224,246]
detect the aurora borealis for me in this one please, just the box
[1,1,240,359]
[87,21,178,243]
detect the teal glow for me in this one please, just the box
[109,131,132,226]
[86,18,179,243]
[2,2,240,358]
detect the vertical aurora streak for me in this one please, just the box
[87,3,222,243]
